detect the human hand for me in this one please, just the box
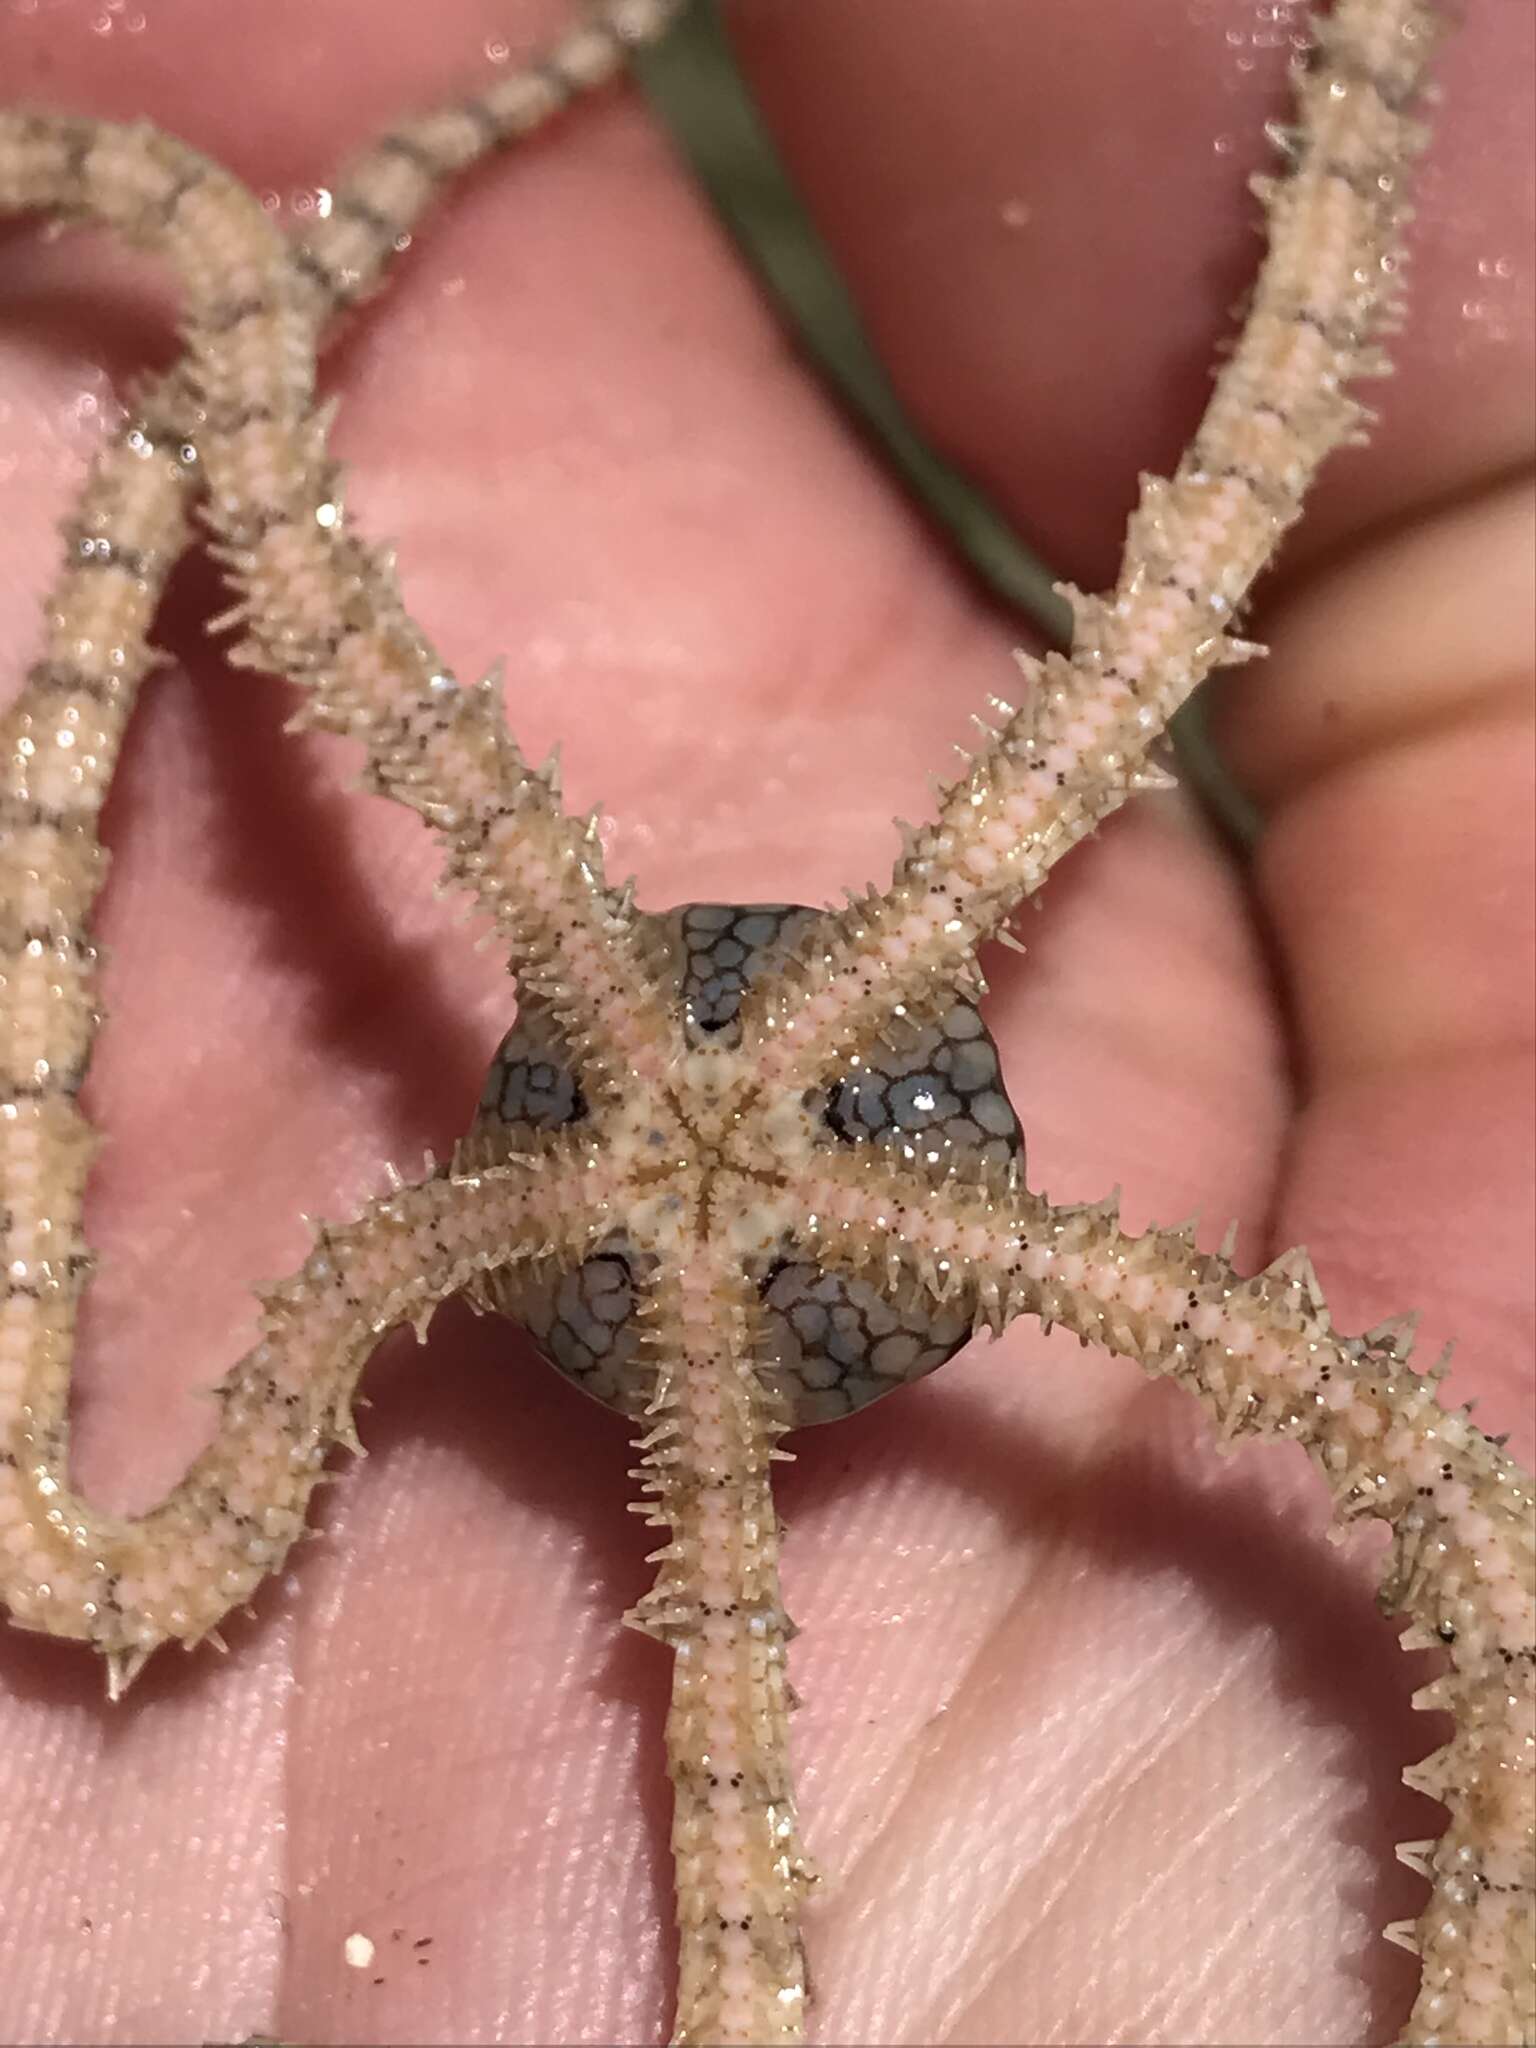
[0,1,1529,2041]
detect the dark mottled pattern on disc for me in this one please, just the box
[461,902,1022,1425]
[754,1257,973,1427]
[511,1232,653,1415]
[675,901,820,1046]
[825,1002,1018,1171]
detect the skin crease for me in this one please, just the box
[0,0,1530,2043]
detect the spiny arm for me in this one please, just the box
[626,1248,812,2046]
[0,21,694,1700]
[0,10,690,1429]
[745,0,1438,1094]
[0,1137,608,1691]
[291,0,684,317]
[0,110,675,1094]
[795,1144,1536,2048]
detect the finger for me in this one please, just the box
[1217,477,1535,1442]
[728,0,1534,590]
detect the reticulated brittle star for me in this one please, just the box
[3,4,1536,2048]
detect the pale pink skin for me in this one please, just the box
[0,1,1530,2042]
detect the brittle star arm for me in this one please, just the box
[744,0,1439,1091]
[0,0,687,1012]
[791,1143,1536,2046]
[0,1132,609,1695]
[0,49,685,1676]
[625,1239,812,2047]
[0,107,677,1096]
[289,0,686,322]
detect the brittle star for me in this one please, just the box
[0,0,1532,2043]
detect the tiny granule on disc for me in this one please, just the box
[343,1931,376,1970]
